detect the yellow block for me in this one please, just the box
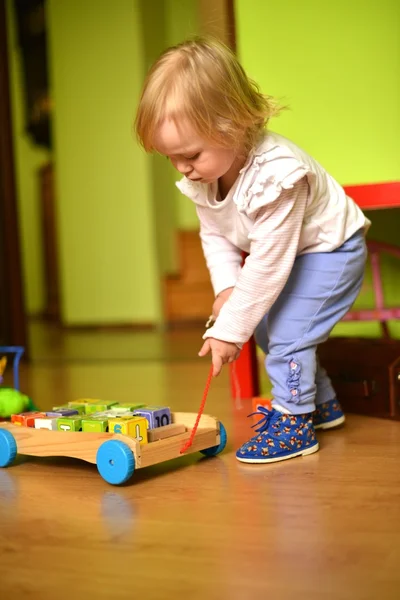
[108,417,148,444]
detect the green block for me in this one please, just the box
[57,416,82,432]
[112,403,146,412]
[82,418,109,433]
[86,402,118,414]
[68,401,90,410]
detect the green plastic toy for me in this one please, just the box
[0,388,34,418]
[0,347,37,419]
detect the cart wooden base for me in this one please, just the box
[0,412,227,485]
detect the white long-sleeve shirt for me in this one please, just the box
[176,131,371,345]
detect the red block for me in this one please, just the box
[11,412,45,427]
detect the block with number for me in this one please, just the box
[11,412,45,427]
[133,407,171,429]
[82,417,109,433]
[34,417,58,431]
[108,416,148,444]
[57,416,82,432]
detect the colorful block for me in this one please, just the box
[67,401,90,412]
[57,416,82,432]
[108,417,148,444]
[11,412,45,427]
[46,409,79,417]
[133,406,171,429]
[85,401,119,414]
[34,417,58,431]
[54,404,86,415]
[95,409,136,418]
[82,417,109,433]
[68,400,100,414]
[114,403,146,411]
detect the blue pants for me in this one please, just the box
[254,230,367,414]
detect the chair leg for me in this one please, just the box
[230,337,260,400]
[370,250,390,338]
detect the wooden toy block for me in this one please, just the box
[85,402,119,414]
[148,423,186,442]
[133,406,171,429]
[46,409,79,417]
[35,417,58,431]
[53,404,86,415]
[82,417,108,433]
[108,416,148,444]
[114,403,146,411]
[95,409,135,418]
[57,416,82,432]
[11,412,45,427]
[67,401,90,413]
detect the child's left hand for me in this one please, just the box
[198,338,240,377]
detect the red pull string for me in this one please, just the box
[180,365,213,454]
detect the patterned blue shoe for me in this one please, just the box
[313,399,345,430]
[236,407,319,464]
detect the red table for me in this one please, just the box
[229,181,400,400]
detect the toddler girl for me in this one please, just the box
[135,37,370,464]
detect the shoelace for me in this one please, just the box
[248,406,281,434]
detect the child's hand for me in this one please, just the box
[212,287,234,318]
[198,337,240,377]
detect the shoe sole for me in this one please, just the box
[236,442,319,464]
[314,415,345,430]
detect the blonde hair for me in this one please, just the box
[135,36,282,154]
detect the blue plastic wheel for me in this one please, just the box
[200,423,227,457]
[96,440,135,485]
[0,429,17,468]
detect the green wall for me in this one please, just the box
[235,0,400,338]
[235,0,399,184]
[6,0,49,316]
[47,0,161,325]
[138,0,201,275]
[165,0,199,231]
[7,0,200,325]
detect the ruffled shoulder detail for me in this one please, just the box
[233,142,312,217]
[175,177,209,206]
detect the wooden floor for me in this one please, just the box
[1,325,400,599]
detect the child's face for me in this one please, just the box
[155,118,240,185]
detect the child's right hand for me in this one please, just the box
[212,287,234,318]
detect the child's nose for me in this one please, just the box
[176,160,192,175]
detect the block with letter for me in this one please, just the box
[133,406,171,429]
[11,412,45,427]
[57,416,82,432]
[34,417,58,431]
[108,416,148,444]
[82,417,109,433]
